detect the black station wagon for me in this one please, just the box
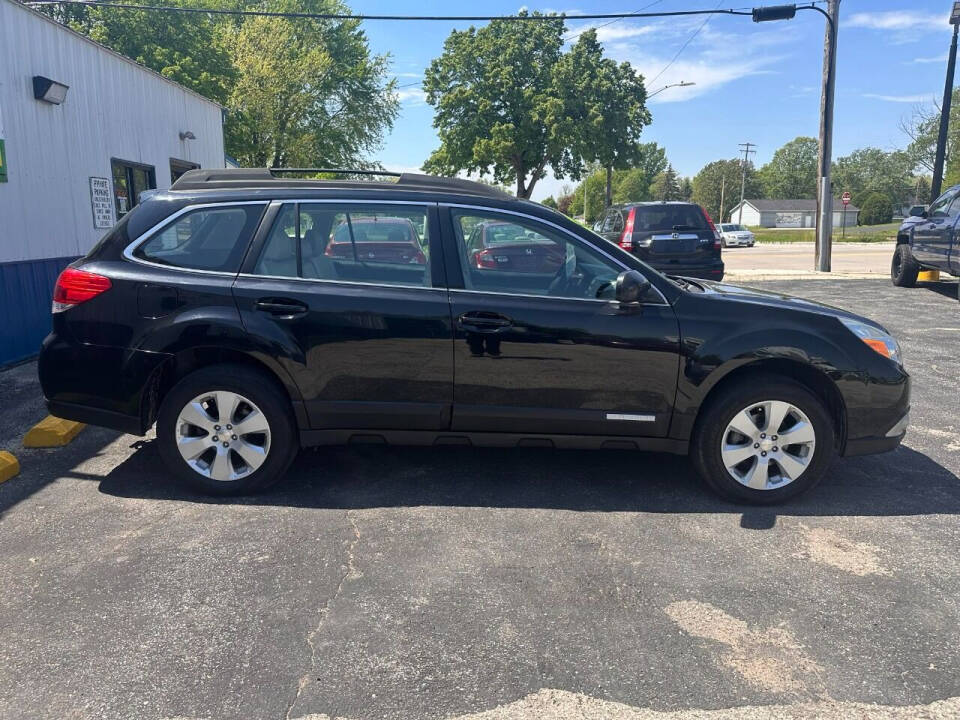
[39,169,910,503]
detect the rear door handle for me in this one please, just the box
[458,311,513,332]
[255,298,309,319]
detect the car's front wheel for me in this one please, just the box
[156,364,299,495]
[891,244,920,287]
[691,376,837,504]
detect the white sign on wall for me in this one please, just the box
[89,177,114,229]
[775,212,803,228]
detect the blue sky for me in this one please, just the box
[354,0,956,200]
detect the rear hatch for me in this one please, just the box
[629,204,716,260]
[474,239,564,273]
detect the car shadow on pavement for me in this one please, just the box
[918,280,959,299]
[93,439,960,520]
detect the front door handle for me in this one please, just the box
[255,298,309,319]
[458,311,513,333]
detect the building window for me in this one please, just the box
[111,159,156,218]
[170,158,200,183]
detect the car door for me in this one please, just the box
[232,199,454,431]
[929,193,960,270]
[912,189,958,266]
[599,207,623,245]
[441,205,681,438]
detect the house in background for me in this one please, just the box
[727,198,860,229]
[0,0,225,366]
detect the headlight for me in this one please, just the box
[839,317,902,364]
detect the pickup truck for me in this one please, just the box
[892,186,960,299]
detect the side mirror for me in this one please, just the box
[615,270,651,304]
[909,206,927,218]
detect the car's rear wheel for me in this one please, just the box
[691,376,837,504]
[891,244,919,287]
[156,364,298,495]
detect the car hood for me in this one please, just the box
[898,216,925,231]
[680,277,885,328]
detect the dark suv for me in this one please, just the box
[595,202,724,280]
[39,169,909,503]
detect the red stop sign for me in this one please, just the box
[841,191,851,205]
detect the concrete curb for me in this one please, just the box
[23,416,85,448]
[0,451,19,483]
[725,271,887,282]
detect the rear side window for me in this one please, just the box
[133,204,266,272]
[254,203,430,288]
[632,204,707,232]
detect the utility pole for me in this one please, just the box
[814,0,839,272]
[737,142,755,225]
[605,166,613,209]
[719,174,726,223]
[930,6,960,200]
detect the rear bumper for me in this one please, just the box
[38,333,170,435]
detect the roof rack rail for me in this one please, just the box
[169,167,513,199]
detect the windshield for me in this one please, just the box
[632,205,708,232]
[333,220,416,243]
[720,224,745,232]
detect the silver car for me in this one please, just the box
[718,223,755,248]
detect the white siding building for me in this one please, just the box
[0,0,225,364]
[728,199,860,229]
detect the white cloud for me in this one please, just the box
[911,54,948,64]
[393,72,423,79]
[396,88,428,106]
[565,21,659,43]
[846,11,949,32]
[863,93,933,103]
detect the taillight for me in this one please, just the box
[52,267,112,313]
[475,249,498,268]
[701,207,722,249]
[619,208,636,250]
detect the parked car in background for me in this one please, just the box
[595,202,724,280]
[325,216,426,265]
[718,223,755,248]
[40,169,909,504]
[892,186,960,299]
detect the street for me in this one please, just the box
[0,278,958,720]
[722,241,895,277]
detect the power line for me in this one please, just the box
[562,0,666,43]
[647,0,724,86]
[23,1,755,22]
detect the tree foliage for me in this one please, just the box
[901,88,960,183]
[859,192,893,225]
[831,147,915,210]
[759,136,818,199]
[649,164,682,201]
[422,17,649,198]
[49,0,398,169]
[692,159,763,221]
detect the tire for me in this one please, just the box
[891,243,919,287]
[156,364,299,495]
[691,375,837,504]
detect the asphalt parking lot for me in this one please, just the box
[1,277,958,720]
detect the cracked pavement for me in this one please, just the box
[0,278,958,720]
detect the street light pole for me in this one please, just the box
[737,142,755,225]
[752,2,839,272]
[930,5,960,200]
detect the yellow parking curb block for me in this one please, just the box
[918,269,940,282]
[23,416,85,448]
[0,451,19,483]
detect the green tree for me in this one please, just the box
[223,0,398,167]
[859,192,893,225]
[649,164,682,201]
[679,177,693,202]
[555,30,651,204]
[902,88,960,183]
[541,196,558,209]
[422,16,649,199]
[692,159,763,221]
[831,147,914,209]
[569,170,607,222]
[759,136,818,199]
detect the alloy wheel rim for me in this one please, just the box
[175,391,271,482]
[720,400,816,491]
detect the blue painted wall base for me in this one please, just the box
[1,257,78,367]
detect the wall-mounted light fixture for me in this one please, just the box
[32,76,69,104]
[179,131,196,141]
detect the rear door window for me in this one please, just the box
[133,204,266,272]
[254,203,431,288]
